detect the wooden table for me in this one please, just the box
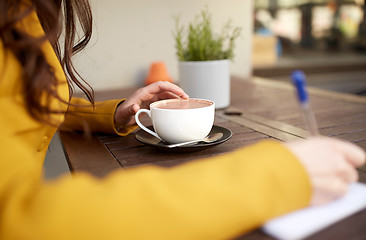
[60,77,366,240]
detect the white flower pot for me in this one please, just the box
[178,59,230,109]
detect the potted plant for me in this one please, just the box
[174,8,242,109]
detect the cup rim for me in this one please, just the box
[150,98,214,111]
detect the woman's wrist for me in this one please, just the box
[113,100,125,131]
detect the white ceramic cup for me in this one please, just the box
[135,98,215,144]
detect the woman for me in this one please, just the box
[0,1,364,239]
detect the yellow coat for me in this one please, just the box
[0,10,311,240]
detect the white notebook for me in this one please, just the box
[262,182,366,240]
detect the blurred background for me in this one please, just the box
[252,0,366,95]
[45,0,366,178]
[71,0,366,95]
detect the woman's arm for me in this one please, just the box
[59,97,136,136]
[0,132,312,239]
[60,81,189,136]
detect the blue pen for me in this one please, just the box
[291,70,319,136]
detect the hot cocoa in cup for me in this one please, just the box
[135,98,215,144]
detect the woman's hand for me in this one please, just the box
[114,81,189,130]
[285,136,365,206]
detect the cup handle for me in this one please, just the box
[135,109,163,141]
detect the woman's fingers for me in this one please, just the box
[155,91,185,101]
[334,158,359,183]
[311,178,349,205]
[130,103,140,115]
[145,81,189,99]
[127,81,189,107]
[329,138,366,167]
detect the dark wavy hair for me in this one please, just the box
[0,0,94,124]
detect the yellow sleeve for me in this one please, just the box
[60,97,138,136]
[0,133,311,240]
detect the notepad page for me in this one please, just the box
[262,182,366,240]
